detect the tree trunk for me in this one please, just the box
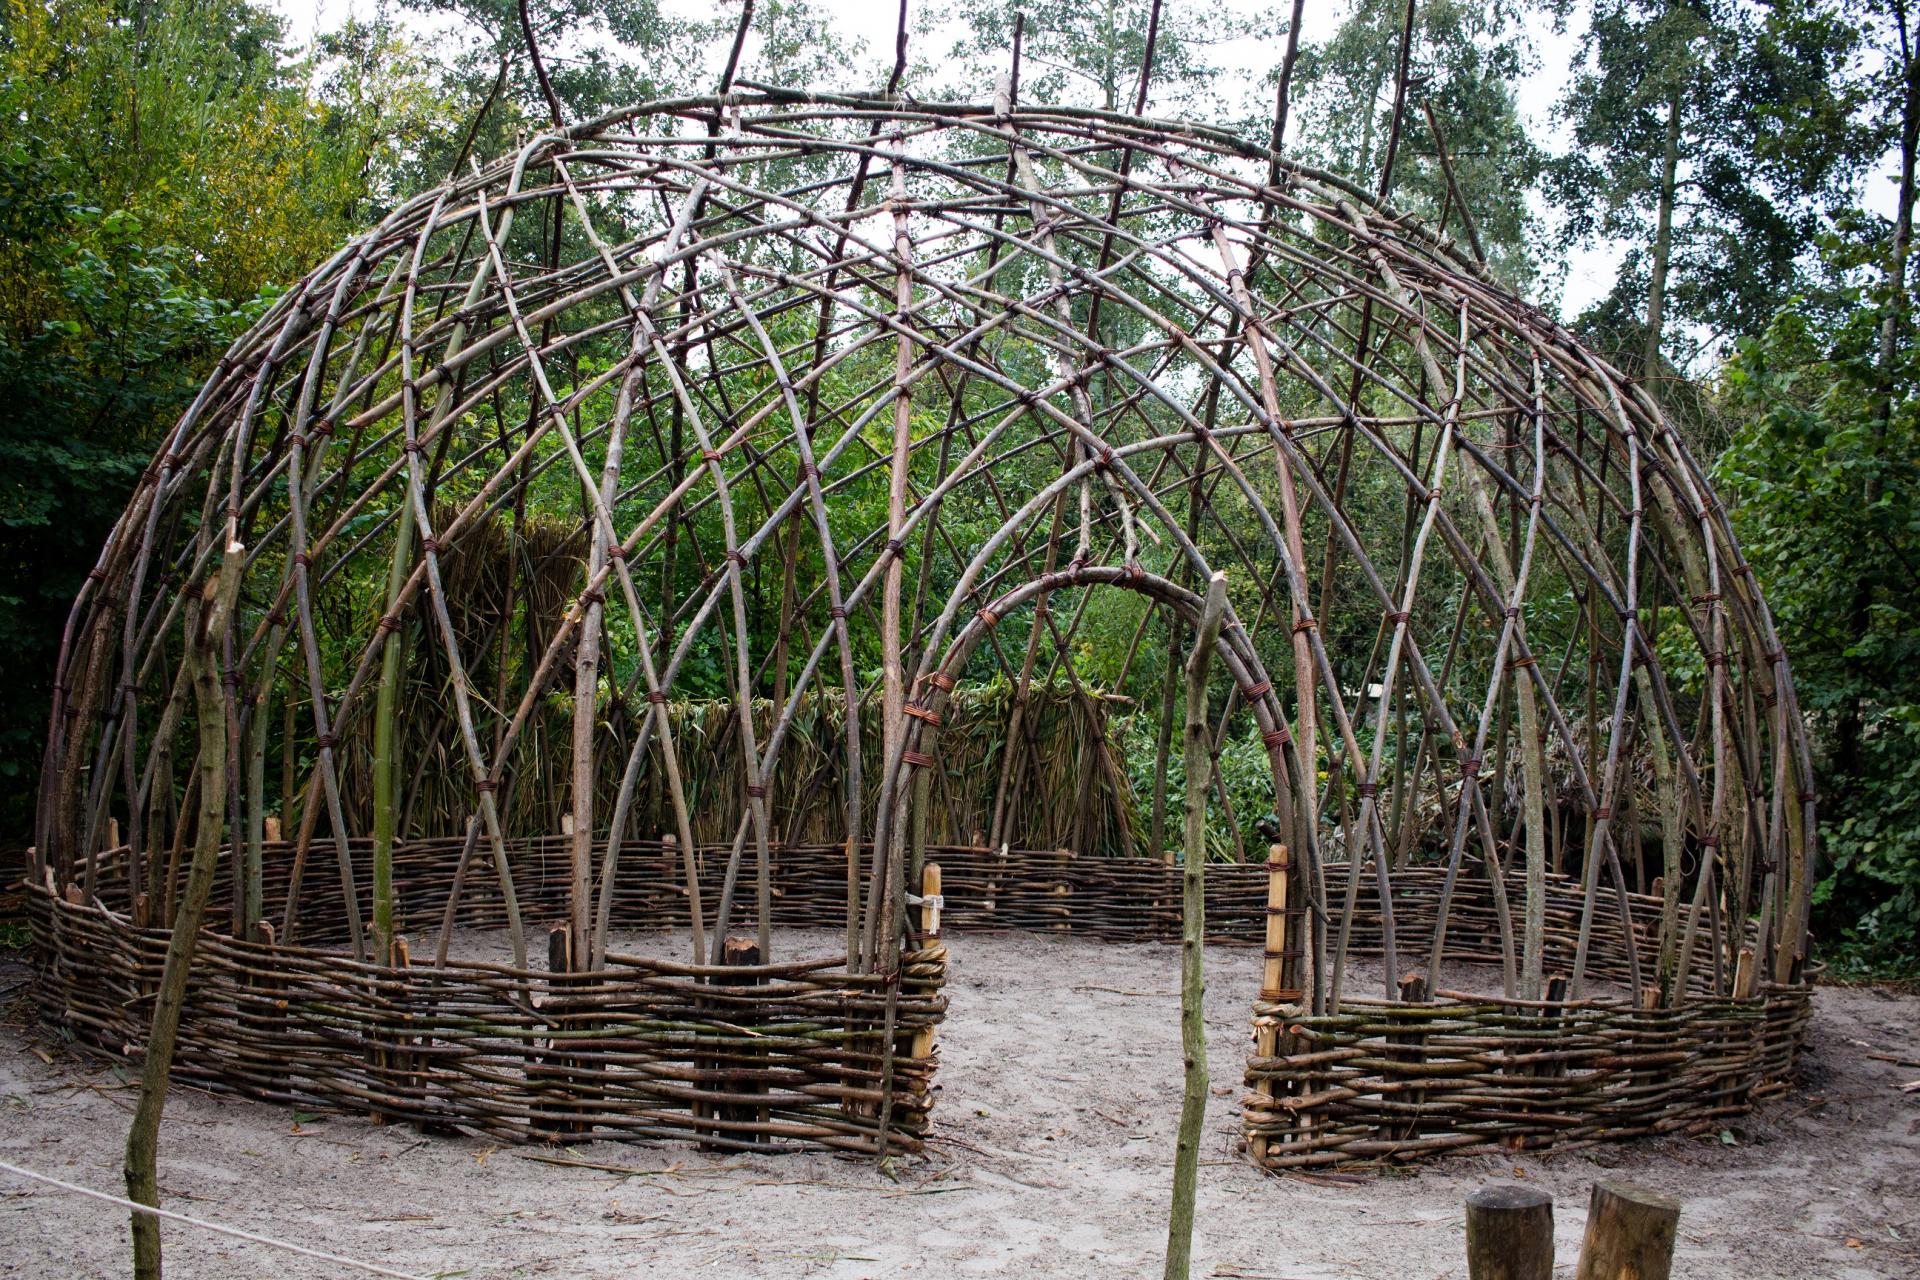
[1841,8,1919,784]
[1151,618,1180,858]
[1643,85,1684,377]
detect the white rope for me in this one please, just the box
[0,1157,434,1280]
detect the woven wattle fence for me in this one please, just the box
[28,837,1808,1162]
[29,843,949,1156]
[1243,982,1812,1170]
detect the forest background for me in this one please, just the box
[3,0,1916,973]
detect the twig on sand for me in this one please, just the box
[510,1152,686,1178]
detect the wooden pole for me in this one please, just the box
[919,861,942,940]
[1249,842,1293,1165]
[1465,1184,1554,1280]
[1575,1182,1679,1280]
[719,935,766,1140]
[910,861,942,1062]
[124,535,244,1280]
[1259,843,1294,1002]
[1165,572,1227,1280]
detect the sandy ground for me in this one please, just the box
[1,929,1916,1280]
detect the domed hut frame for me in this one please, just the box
[32,88,1817,1165]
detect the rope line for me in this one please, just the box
[0,1157,434,1280]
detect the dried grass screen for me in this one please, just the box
[34,91,1815,1157]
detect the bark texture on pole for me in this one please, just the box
[1165,571,1228,1280]
[124,536,244,1280]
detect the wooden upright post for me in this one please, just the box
[1465,1184,1554,1280]
[919,861,942,938]
[909,861,943,1068]
[1575,1182,1679,1280]
[1260,843,1294,1002]
[124,536,244,1280]
[1165,573,1227,1280]
[1250,842,1295,1166]
[533,923,574,1138]
[718,935,766,1143]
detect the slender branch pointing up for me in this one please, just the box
[517,0,564,129]
[720,0,756,94]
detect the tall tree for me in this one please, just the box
[390,0,711,179]
[1714,0,1920,972]
[1551,0,1873,374]
[927,0,1253,117]
[0,0,394,829]
[1288,0,1547,286]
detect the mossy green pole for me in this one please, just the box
[125,535,244,1280]
[370,502,416,964]
[1166,571,1227,1280]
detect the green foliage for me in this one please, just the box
[1289,0,1546,286]
[1717,251,1920,974]
[0,0,427,830]
[1550,0,1876,369]
[925,0,1254,116]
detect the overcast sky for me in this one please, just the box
[260,0,1893,322]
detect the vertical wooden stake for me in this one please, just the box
[534,923,573,1139]
[1465,1184,1554,1280]
[919,861,942,940]
[248,919,284,1098]
[390,935,414,1126]
[1382,972,1429,1142]
[1166,572,1227,1280]
[1250,843,1293,1166]
[719,935,765,1143]
[1575,1182,1679,1280]
[1733,946,1757,999]
[1260,843,1293,1001]
[910,863,942,1062]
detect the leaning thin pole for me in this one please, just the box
[125,534,244,1280]
[1166,571,1227,1280]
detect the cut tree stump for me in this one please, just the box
[1575,1181,1679,1280]
[1465,1183,1554,1280]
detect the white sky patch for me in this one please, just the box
[262,0,1897,325]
